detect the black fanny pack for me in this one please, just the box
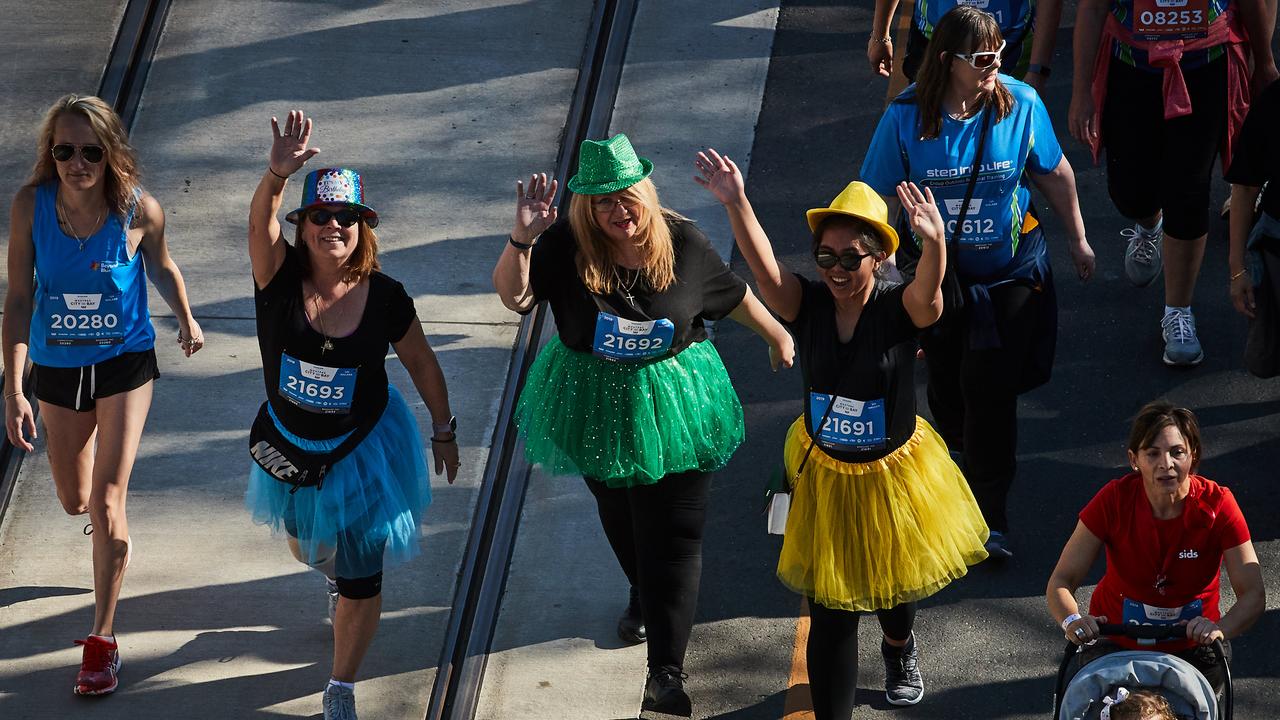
[248,400,382,493]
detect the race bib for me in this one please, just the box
[1122,597,1203,627]
[278,353,356,414]
[809,393,887,451]
[1132,0,1209,40]
[942,195,1008,249]
[592,312,675,361]
[45,292,124,346]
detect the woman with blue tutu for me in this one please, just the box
[244,110,459,720]
[492,134,793,716]
[696,149,989,720]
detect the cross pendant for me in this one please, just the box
[623,291,635,305]
[321,338,334,353]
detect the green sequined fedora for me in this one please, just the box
[566,133,654,195]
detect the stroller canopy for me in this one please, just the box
[1059,650,1217,720]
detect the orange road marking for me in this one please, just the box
[782,597,813,720]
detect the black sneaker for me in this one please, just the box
[642,667,691,717]
[882,633,924,706]
[617,586,646,644]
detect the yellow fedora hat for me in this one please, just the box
[805,181,899,256]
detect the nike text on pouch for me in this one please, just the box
[250,440,299,480]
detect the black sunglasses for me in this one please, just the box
[814,248,874,271]
[304,207,362,228]
[51,144,105,163]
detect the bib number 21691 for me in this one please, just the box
[809,393,887,451]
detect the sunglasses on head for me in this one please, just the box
[814,248,875,271]
[951,40,1006,70]
[51,144,104,163]
[304,207,362,228]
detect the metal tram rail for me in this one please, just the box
[0,0,172,531]
[424,1,640,718]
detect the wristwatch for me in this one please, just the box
[1027,63,1052,78]
[432,415,457,441]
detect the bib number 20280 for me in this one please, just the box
[47,292,124,346]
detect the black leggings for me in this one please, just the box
[807,600,917,720]
[584,470,712,672]
[923,283,1046,533]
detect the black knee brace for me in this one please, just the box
[334,572,383,600]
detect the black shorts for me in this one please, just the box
[32,348,160,412]
[1101,57,1227,240]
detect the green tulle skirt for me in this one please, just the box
[514,336,744,488]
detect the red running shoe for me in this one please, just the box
[73,635,121,696]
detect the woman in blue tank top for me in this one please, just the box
[1,94,203,697]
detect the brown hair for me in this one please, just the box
[568,177,681,294]
[1107,689,1178,720]
[911,6,1014,140]
[27,94,142,218]
[1126,402,1203,472]
[293,218,381,285]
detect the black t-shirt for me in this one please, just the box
[784,276,920,463]
[255,243,417,439]
[525,218,748,355]
[1226,79,1280,218]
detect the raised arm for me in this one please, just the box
[250,110,320,290]
[3,188,38,451]
[896,182,945,327]
[492,173,557,313]
[1046,520,1108,645]
[136,194,203,357]
[694,148,802,322]
[1028,157,1095,280]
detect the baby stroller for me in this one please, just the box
[1053,624,1233,720]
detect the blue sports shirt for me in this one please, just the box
[29,182,155,367]
[914,0,1035,45]
[860,76,1062,280]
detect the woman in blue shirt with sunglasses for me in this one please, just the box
[861,6,1094,559]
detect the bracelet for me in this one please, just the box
[1230,268,1248,281]
[268,166,289,180]
[869,35,892,45]
[431,433,457,444]
[4,390,21,399]
[509,234,534,251]
[1061,613,1082,632]
[1027,63,1052,78]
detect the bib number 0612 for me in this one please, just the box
[51,313,119,330]
[946,217,995,236]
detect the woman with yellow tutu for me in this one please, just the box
[696,149,989,719]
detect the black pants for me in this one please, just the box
[584,470,712,672]
[923,283,1045,533]
[807,600,917,720]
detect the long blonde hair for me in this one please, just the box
[911,7,1013,140]
[27,94,141,217]
[568,177,681,295]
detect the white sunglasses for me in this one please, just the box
[951,40,1006,69]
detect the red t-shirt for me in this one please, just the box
[1080,473,1251,650]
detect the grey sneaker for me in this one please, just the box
[326,578,339,623]
[1161,308,1204,366]
[1122,221,1163,287]
[323,683,357,720]
[882,633,924,706]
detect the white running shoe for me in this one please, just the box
[1161,308,1204,367]
[1122,221,1163,287]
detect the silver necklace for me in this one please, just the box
[57,199,102,252]
[614,266,641,306]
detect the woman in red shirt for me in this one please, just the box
[1046,402,1264,692]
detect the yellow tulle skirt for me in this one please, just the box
[777,415,989,612]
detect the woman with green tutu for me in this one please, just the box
[696,148,989,720]
[492,134,793,716]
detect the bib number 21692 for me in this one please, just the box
[592,313,675,362]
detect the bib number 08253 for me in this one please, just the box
[1138,8,1203,25]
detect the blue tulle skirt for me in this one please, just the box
[245,384,431,578]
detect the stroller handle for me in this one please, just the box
[1096,623,1188,642]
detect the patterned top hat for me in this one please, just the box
[805,181,899,256]
[285,168,379,228]
[566,134,654,196]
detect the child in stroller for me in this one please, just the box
[1053,624,1232,720]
